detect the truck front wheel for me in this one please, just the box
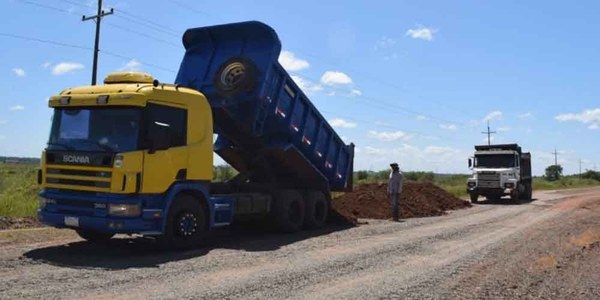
[303,191,328,229]
[160,194,207,250]
[470,192,479,203]
[76,230,114,243]
[271,190,305,233]
[510,185,520,202]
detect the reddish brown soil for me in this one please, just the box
[332,181,471,221]
[0,216,42,230]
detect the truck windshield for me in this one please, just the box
[475,154,515,168]
[48,108,142,152]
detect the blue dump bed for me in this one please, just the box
[175,21,354,192]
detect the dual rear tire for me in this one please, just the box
[270,190,329,233]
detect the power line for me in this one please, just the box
[112,14,179,37]
[103,22,180,48]
[18,0,72,13]
[0,32,176,73]
[0,32,92,50]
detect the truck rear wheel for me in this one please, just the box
[271,190,305,233]
[303,191,328,229]
[160,194,207,250]
[76,230,114,243]
[469,192,479,203]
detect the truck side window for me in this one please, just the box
[146,103,187,147]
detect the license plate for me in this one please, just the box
[64,216,79,227]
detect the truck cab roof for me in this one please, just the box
[49,72,203,108]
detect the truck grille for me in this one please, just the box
[45,166,112,191]
[478,172,500,188]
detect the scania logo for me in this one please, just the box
[62,155,90,164]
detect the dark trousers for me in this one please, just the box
[390,193,400,220]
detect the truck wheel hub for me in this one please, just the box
[220,62,246,89]
[177,213,197,236]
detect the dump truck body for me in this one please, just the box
[37,21,353,247]
[466,144,532,202]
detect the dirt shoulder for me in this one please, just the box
[443,190,600,299]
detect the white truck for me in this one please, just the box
[467,144,532,203]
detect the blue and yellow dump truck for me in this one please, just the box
[37,21,354,248]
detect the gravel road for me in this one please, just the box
[1,187,599,299]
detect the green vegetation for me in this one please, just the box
[0,164,40,217]
[1,162,599,218]
[544,164,563,181]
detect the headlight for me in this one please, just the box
[39,197,56,209]
[504,182,515,188]
[114,155,124,168]
[108,203,141,216]
[467,182,476,187]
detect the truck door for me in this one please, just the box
[142,102,189,194]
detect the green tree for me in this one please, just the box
[545,165,563,181]
[357,170,369,180]
[581,170,600,181]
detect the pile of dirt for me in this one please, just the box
[0,216,42,230]
[332,181,471,221]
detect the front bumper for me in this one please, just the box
[38,188,165,235]
[38,209,162,234]
[467,187,514,195]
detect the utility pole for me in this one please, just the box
[481,121,496,146]
[82,0,114,85]
[579,159,582,178]
[551,148,559,166]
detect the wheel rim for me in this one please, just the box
[220,62,246,90]
[176,212,198,237]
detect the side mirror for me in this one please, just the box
[148,121,171,154]
[468,158,473,168]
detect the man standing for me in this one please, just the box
[388,162,404,221]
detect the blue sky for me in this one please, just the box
[1,0,599,175]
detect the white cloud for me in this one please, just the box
[406,26,436,41]
[483,110,503,122]
[368,130,412,142]
[290,75,323,94]
[9,105,25,111]
[329,118,357,129]
[439,123,457,130]
[11,68,25,77]
[278,51,309,71]
[517,112,534,120]
[320,71,352,86]
[0,120,7,125]
[52,62,84,75]
[374,36,396,50]
[349,89,362,97]
[555,108,600,131]
[326,91,336,96]
[0,135,4,140]
[42,62,52,69]
[424,146,459,155]
[416,115,430,121]
[120,59,142,71]
[497,127,510,132]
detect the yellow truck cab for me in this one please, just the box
[40,72,219,244]
[38,21,354,249]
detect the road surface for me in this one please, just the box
[1,187,599,299]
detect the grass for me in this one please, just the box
[0,163,599,218]
[0,164,40,217]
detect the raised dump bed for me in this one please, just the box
[175,21,354,192]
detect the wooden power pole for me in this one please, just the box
[82,0,114,85]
